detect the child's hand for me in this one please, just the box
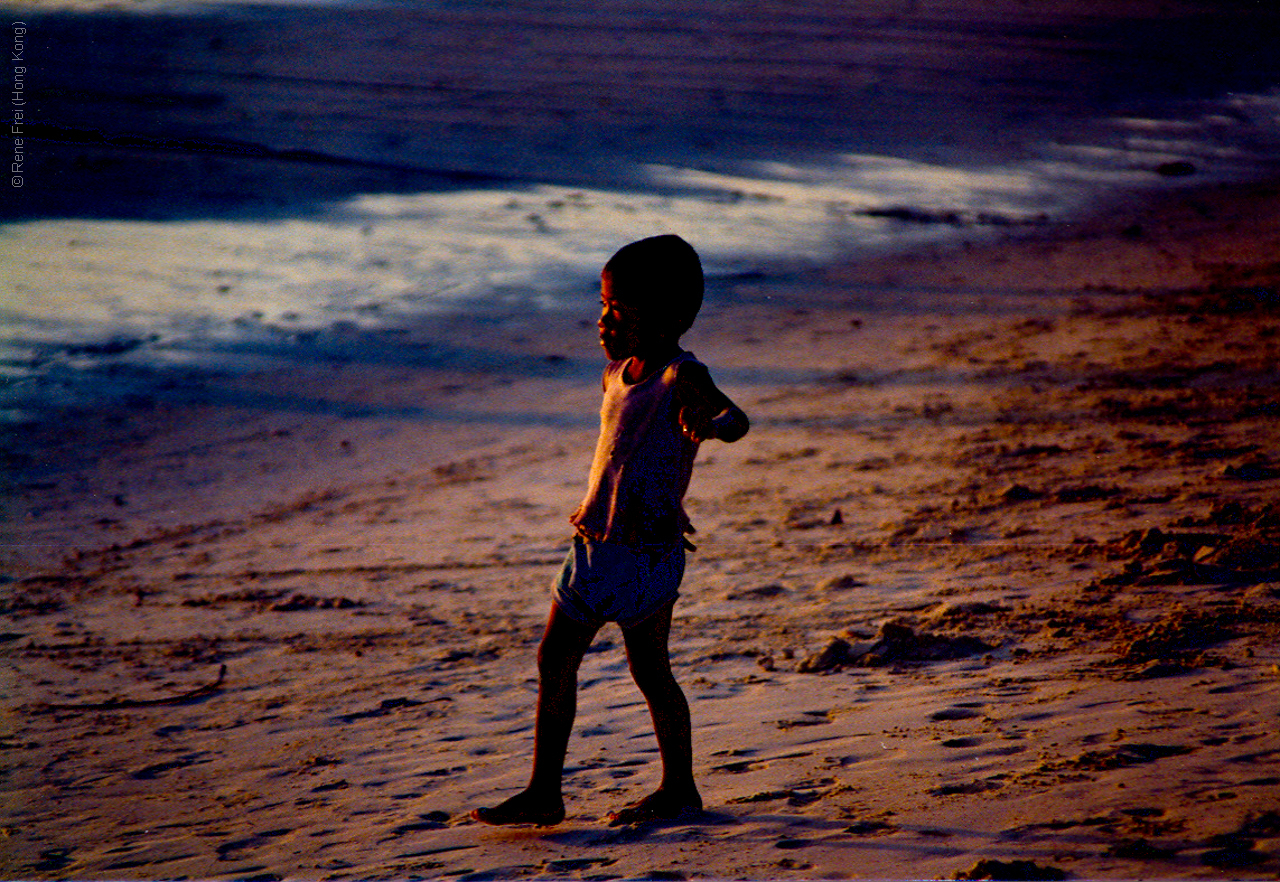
[674,359,749,444]
[678,405,716,442]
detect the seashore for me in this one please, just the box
[4,0,1280,877]
[2,173,1279,879]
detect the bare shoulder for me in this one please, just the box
[673,357,719,403]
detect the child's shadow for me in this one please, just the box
[543,807,740,846]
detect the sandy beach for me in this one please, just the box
[4,174,1279,879]
[5,1,1280,879]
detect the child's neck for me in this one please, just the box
[624,340,682,383]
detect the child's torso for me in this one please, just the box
[571,351,701,547]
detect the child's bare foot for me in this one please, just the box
[470,789,565,827]
[606,786,703,827]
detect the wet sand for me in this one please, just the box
[4,175,1280,880]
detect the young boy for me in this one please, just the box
[471,234,749,828]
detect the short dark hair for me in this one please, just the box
[603,234,704,336]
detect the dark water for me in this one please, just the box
[9,0,1280,219]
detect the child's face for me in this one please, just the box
[598,271,646,360]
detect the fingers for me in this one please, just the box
[678,408,713,442]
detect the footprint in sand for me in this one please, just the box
[819,574,868,592]
[844,820,896,836]
[545,857,618,873]
[955,858,1066,880]
[30,849,74,874]
[215,828,293,861]
[711,748,761,774]
[724,583,789,601]
[131,752,213,780]
[931,779,1003,796]
[310,779,348,793]
[775,837,813,849]
[386,812,451,838]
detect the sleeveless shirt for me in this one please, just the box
[571,351,701,547]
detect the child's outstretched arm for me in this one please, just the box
[674,361,749,443]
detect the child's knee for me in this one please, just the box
[537,640,571,676]
[538,634,589,678]
[537,605,598,676]
[629,662,679,699]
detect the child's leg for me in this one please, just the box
[608,600,702,825]
[472,603,599,826]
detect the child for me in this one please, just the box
[471,234,749,828]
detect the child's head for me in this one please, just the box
[602,235,704,340]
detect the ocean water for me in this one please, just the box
[2,2,1279,421]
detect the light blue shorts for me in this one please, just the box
[551,535,685,629]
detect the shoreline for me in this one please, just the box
[7,168,1277,577]
[4,170,1279,878]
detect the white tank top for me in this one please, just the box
[571,351,700,547]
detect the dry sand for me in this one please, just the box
[4,176,1280,880]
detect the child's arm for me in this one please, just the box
[675,361,749,443]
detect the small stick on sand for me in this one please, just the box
[32,664,228,713]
